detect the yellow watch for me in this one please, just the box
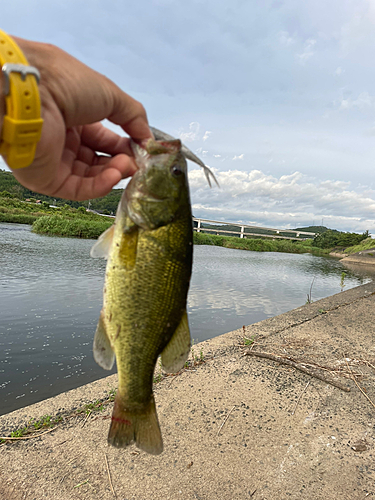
[0,29,44,169]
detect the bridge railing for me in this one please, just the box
[193,218,317,241]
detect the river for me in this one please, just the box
[0,223,372,415]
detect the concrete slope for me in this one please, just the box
[1,282,375,500]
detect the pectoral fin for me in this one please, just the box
[161,311,191,373]
[93,309,115,370]
[90,224,115,259]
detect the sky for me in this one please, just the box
[2,0,375,232]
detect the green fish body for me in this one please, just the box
[91,138,193,454]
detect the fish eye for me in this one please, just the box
[171,165,183,177]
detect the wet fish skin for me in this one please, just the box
[91,138,193,454]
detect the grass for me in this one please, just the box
[32,214,113,239]
[193,231,329,255]
[244,335,255,346]
[0,342,208,445]
[0,390,117,444]
[0,196,114,239]
[1,414,64,441]
[3,195,369,257]
[342,237,375,255]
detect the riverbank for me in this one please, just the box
[329,239,375,266]
[1,282,375,499]
[193,231,329,255]
[2,197,374,257]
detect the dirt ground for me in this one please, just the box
[1,280,375,500]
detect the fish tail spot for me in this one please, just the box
[111,416,132,426]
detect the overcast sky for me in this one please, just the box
[2,0,375,232]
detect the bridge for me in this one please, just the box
[193,218,317,241]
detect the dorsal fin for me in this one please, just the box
[150,127,219,188]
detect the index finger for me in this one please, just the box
[106,84,153,141]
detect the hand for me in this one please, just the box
[2,36,152,201]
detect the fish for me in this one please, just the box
[90,131,216,454]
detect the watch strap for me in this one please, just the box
[0,30,43,169]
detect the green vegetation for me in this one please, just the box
[1,169,373,255]
[0,168,122,213]
[313,229,369,249]
[244,335,255,346]
[193,231,329,255]
[190,339,206,366]
[342,237,375,255]
[0,195,58,224]
[0,390,118,444]
[0,195,114,238]
[32,214,113,239]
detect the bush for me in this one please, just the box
[193,231,328,255]
[0,190,14,198]
[32,214,113,239]
[313,229,369,249]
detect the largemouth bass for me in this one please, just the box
[90,133,215,455]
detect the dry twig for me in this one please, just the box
[291,381,310,415]
[217,405,237,436]
[81,410,92,428]
[244,350,350,392]
[345,358,375,410]
[104,453,117,498]
[0,427,56,441]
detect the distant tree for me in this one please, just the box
[313,229,369,249]
[0,190,13,198]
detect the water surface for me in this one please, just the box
[0,223,372,415]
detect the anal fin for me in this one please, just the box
[93,309,115,370]
[161,310,191,373]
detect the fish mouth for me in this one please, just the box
[136,186,172,203]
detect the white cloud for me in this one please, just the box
[232,154,244,161]
[296,39,316,64]
[179,122,200,142]
[203,131,212,141]
[188,168,375,232]
[339,91,375,110]
[278,31,295,47]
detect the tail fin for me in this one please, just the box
[108,394,163,455]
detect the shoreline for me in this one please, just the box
[2,279,375,431]
[2,281,375,499]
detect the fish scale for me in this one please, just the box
[90,137,194,454]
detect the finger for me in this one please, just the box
[54,167,122,201]
[105,83,152,140]
[70,154,137,179]
[54,153,137,200]
[80,123,134,157]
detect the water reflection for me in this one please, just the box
[0,223,372,415]
[188,246,371,340]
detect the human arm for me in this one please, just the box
[0,35,152,201]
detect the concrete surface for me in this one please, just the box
[1,282,375,500]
